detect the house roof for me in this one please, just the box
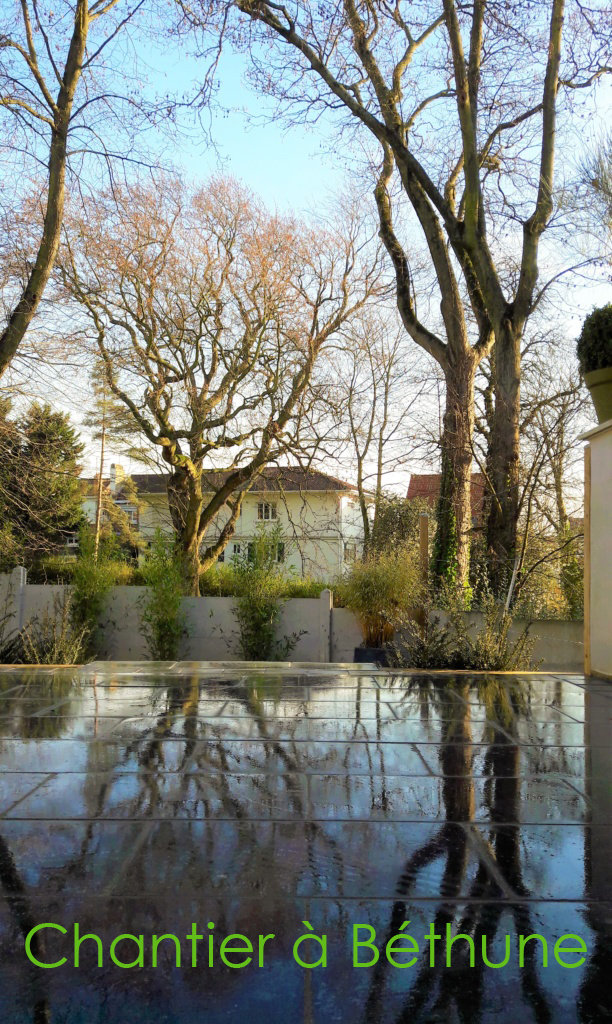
[407,472,487,519]
[199,467,357,494]
[81,466,357,497]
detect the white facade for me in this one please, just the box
[81,468,366,581]
[212,489,365,579]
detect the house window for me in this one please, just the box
[233,543,241,555]
[244,541,284,563]
[65,534,79,548]
[217,550,225,564]
[257,502,277,521]
[115,500,138,525]
[344,542,357,563]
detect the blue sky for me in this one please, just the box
[152,40,611,318]
[21,26,612,480]
[152,48,344,212]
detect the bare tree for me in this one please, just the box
[179,0,611,591]
[0,0,152,378]
[324,310,430,550]
[512,351,586,616]
[58,175,385,593]
[474,331,587,613]
[82,357,143,559]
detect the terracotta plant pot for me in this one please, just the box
[584,367,612,425]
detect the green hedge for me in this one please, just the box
[26,559,332,598]
[198,566,332,599]
[28,557,146,586]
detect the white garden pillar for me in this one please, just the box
[319,588,333,663]
[582,418,612,680]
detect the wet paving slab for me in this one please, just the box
[0,665,610,1023]
[0,772,592,824]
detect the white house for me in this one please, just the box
[80,464,365,580]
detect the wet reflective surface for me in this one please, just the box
[0,664,610,1022]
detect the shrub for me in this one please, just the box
[27,556,79,584]
[450,600,539,671]
[0,588,22,663]
[230,524,305,661]
[336,546,422,648]
[4,528,120,663]
[200,563,330,600]
[20,594,90,665]
[576,304,612,374]
[392,597,539,671]
[30,551,138,586]
[1,593,90,665]
[27,554,332,601]
[389,614,458,670]
[69,526,118,656]
[199,564,241,596]
[507,527,584,621]
[370,494,429,554]
[559,550,584,621]
[280,578,330,599]
[139,530,188,660]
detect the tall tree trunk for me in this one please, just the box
[0,0,90,378]
[355,457,372,556]
[431,354,477,591]
[373,146,486,592]
[167,467,203,597]
[165,453,268,596]
[486,320,521,595]
[183,536,202,598]
[0,122,69,378]
[440,682,475,822]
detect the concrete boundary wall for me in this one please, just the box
[0,570,584,670]
[431,610,584,674]
[0,567,26,636]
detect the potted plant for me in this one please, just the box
[337,548,422,666]
[577,304,612,424]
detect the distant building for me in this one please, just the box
[79,464,365,580]
[406,472,487,528]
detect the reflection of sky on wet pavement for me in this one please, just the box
[0,665,610,1022]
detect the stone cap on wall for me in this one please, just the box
[579,418,612,441]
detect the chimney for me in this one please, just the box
[109,463,125,496]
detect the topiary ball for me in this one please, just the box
[576,304,612,374]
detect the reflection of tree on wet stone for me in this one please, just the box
[0,832,51,1023]
[364,676,553,1023]
[0,670,608,1021]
